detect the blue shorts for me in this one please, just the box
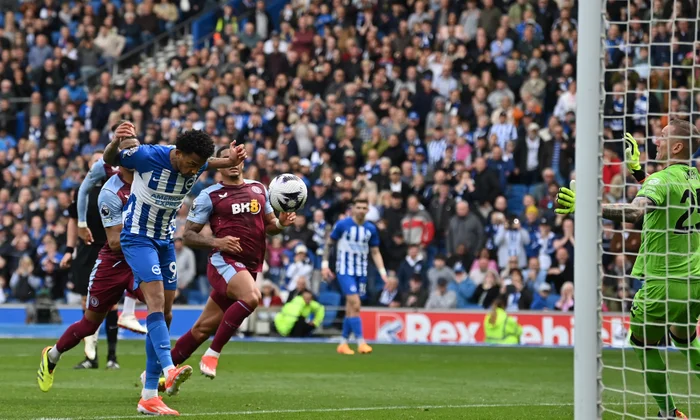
[337,274,367,299]
[120,232,178,291]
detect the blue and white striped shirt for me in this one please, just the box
[330,217,380,277]
[117,145,208,240]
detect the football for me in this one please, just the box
[268,173,308,213]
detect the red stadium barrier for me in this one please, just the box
[360,309,630,347]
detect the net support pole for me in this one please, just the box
[574,0,602,419]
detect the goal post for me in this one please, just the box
[573,0,604,419]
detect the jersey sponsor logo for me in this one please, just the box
[647,178,660,185]
[152,265,161,275]
[231,199,261,215]
[185,177,196,190]
[151,175,161,182]
[251,186,263,195]
[101,204,110,217]
[123,147,138,157]
[234,262,245,268]
[218,192,228,199]
[89,296,99,307]
[111,166,119,172]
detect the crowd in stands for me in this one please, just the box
[0,0,698,314]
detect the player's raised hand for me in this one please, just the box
[555,180,576,215]
[59,252,73,269]
[321,267,335,281]
[624,132,642,171]
[228,141,247,166]
[78,226,94,245]
[114,121,137,140]
[215,236,242,254]
[278,212,296,227]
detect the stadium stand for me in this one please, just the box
[1,0,697,320]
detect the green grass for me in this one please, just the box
[2,339,700,419]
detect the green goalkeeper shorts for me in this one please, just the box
[629,280,700,343]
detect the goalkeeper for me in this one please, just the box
[557,119,700,420]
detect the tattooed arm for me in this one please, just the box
[601,196,654,224]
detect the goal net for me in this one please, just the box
[598,0,700,418]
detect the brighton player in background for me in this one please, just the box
[38,141,146,391]
[322,198,388,355]
[169,146,295,379]
[102,123,246,415]
[557,119,700,420]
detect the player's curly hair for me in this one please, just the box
[175,130,216,160]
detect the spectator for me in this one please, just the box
[502,269,533,311]
[546,248,574,294]
[10,256,42,303]
[94,26,126,69]
[425,278,457,309]
[174,237,196,291]
[397,244,426,289]
[427,254,455,291]
[401,275,428,308]
[446,201,484,257]
[494,216,530,269]
[555,281,575,312]
[285,245,313,291]
[531,282,553,310]
[260,279,284,308]
[373,273,401,308]
[274,289,324,338]
[533,218,557,270]
[523,257,547,291]
[401,195,435,248]
[470,270,501,309]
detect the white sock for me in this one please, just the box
[204,348,220,358]
[141,388,158,400]
[358,338,366,346]
[48,346,61,364]
[122,296,136,316]
[339,338,348,345]
[162,365,175,377]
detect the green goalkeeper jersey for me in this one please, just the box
[632,163,700,280]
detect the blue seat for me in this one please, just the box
[15,111,26,139]
[317,291,341,328]
[318,281,329,293]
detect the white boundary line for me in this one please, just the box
[29,401,667,420]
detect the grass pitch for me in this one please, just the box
[1,338,700,419]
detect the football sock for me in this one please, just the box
[668,331,700,380]
[123,296,137,316]
[171,329,206,365]
[341,318,351,342]
[209,301,252,353]
[56,317,101,354]
[347,317,363,341]
[143,334,161,396]
[146,312,175,374]
[47,347,61,364]
[629,334,675,414]
[204,348,220,358]
[105,309,118,361]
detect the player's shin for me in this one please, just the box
[629,334,676,415]
[146,312,176,375]
[105,309,118,362]
[142,334,161,400]
[668,330,700,380]
[53,316,102,363]
[172,330,206,365]
[208,301,253,354]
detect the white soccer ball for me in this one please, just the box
[268,173,308,213]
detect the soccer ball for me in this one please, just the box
[268,174,308,213]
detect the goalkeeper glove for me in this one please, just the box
[555,180,576,215]
[624,132,647,182]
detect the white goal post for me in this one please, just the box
[573,0,603,418]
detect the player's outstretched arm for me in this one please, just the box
[624,132,649,183]
[207,141,248,169]
[182,221,242,254]
[601,196,652,224]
